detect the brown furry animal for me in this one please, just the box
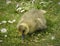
[17,9,47,36]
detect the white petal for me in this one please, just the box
[2,21,7,24]
[0,40,3,42]
[58,2,60,5]
[12,19,16,23]
[16,4,19,8]
[20,10,25,13]
[16,7,22,11]
[8,20,13,23]
[6,0,11,4]
[51,36,55,40]
[5,35,7,37]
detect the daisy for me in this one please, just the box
[16,7,22,11]
[12,19,16,23]
[2,20,7,24]
[0,40,3,42]
[6,0,11,4]
[0,28,7,33]
[20,10,25,13]
[5,35,7,37]
[8,20,13,23]
[16,3,20,8]
[58,2,60,5]
[51,36,55,40]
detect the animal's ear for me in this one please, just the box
[39,10,46,14]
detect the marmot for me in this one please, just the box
[17,9,47,37]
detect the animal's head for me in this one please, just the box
[17,23,29,36]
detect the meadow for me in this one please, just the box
[0,0,60,46]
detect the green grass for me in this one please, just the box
[0,0,60,46]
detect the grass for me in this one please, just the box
[0,0,60,46]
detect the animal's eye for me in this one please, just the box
[22,30,25,33]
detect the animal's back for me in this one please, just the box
[20,9,46,22]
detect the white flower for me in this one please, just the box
[0,40,3,42]
[16,3,20,8]
[51,36,55,40]
[16,7,22,11]
[20,10,25,13]
[8,20,13,23]
[12,19,16,23]
[58,2,60,5]
[2,20,7,24]
[32,0,35,3]
[0,28,7,33]
[8,20,16,24]
[5,35,7,37]
[6,0,11,4]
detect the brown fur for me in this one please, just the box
[17,9,47,36]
